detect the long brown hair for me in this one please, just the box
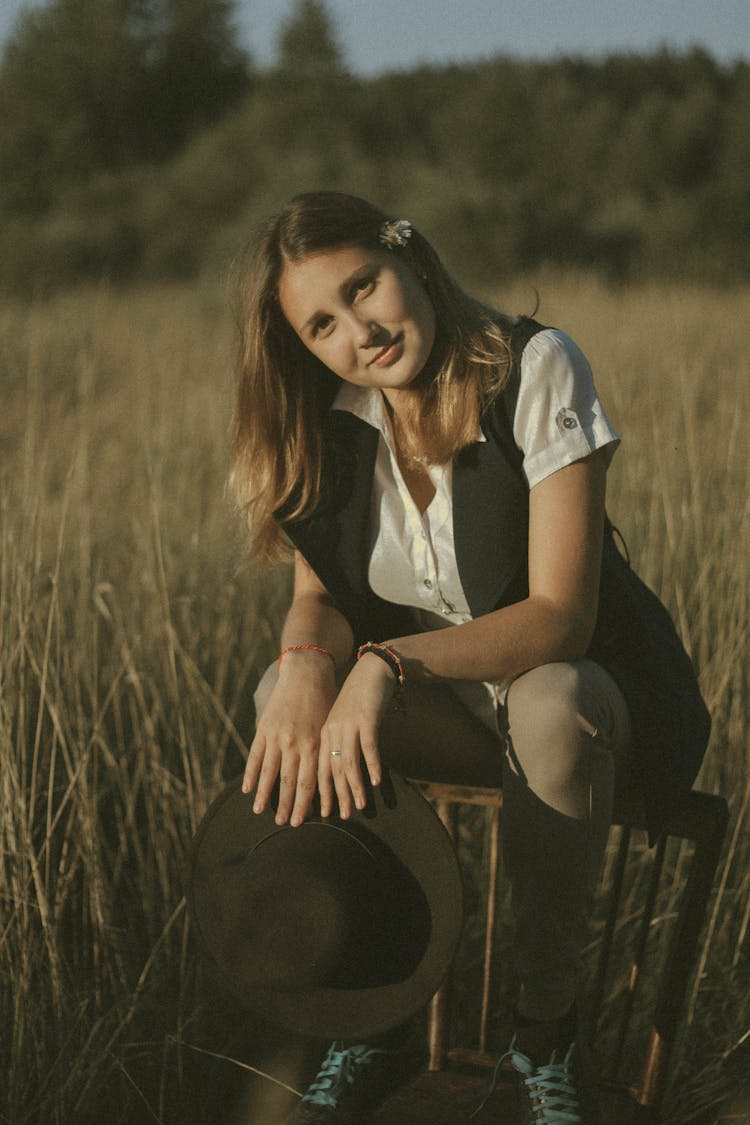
[231,191,515,562]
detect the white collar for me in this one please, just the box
[331,382,487,443]
[332,382,390,434]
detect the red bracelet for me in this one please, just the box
[356,642,406,688]
[278,644,336,669]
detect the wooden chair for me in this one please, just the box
[414,781,728,1121]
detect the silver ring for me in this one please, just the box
[330,748,343,758]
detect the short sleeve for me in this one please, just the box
[513,329,620,489]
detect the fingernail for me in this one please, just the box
[291,816,300,827]
[253,802,262,814]
[355,797,364,810]
[241,783,248,794]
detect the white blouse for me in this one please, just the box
[331,329,620,730]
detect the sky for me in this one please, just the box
[1,0,748,72]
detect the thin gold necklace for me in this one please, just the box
[385,398,429,468]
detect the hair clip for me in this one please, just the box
[378,219,413,249]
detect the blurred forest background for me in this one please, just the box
[1,0,749,292]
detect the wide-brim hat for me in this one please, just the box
[185,770,463,1040]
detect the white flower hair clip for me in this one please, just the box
[378,219,413,249]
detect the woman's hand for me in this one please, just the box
[242,653,337,827]
[317,653,397,819]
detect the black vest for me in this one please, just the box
[281,319,710,842]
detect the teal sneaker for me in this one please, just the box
[282,1038,423,1124]
[471,1034,600,1124]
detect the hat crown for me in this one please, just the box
[187,771,463,1041]
[198,819,431,991]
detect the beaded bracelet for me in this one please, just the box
[278,644,336,669]
[356,642,406,689]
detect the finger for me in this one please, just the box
[359,730,382,789]
[275,751,300,826]
[317,745,335,819]
[242,732,266,795]
[329,736,354,820]
[253,745,281,815]
[290,753,319,827]
[343,736,368,812]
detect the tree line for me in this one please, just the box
[0,0,748,291]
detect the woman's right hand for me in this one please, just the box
[242,652,338,827]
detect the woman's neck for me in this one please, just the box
[381,385,420,425]
[381,389,429,468]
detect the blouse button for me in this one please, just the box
[424,578,433,589]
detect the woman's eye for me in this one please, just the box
[312,316,334,338]
[352,276,375,299]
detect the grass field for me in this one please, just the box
[1,275,748,1124]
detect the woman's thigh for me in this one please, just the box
[379,681,505,787]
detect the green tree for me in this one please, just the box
[0,0,250,213]
[139,0,250,154]
[0,0,146,210]
[275,0,345,79]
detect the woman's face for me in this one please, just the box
[277,244,436,400]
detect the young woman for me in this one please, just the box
[230,191,710,1124]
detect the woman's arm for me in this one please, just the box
[387,447,608,682]
[326,450,608,769]
[278,552,355,667]
[242,552,354,826]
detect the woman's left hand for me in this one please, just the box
[317,653,398,819]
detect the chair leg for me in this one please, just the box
[427,981,451,1072]
[479,806,501,1055]
[635,793,728,1110]
[590,824,630,1033]
[611,834,667,1079]
[427,799,459,1071]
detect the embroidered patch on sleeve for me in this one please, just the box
[556,407,580,435]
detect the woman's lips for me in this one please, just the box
[369,334,404,367]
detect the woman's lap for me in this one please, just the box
[254,655,638,802]
[253,654,641,1016]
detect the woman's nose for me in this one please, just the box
[347,309,379,346]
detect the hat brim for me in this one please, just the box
[186,770,463,1040]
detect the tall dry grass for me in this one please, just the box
[0,276,748,1124]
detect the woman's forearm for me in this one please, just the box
[279,591,354,670]
[391,594,594,686]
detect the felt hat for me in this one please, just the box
[186,770,463,1040]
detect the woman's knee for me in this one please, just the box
[504,661,609,815]
[507,662,594,752]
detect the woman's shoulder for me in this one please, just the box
[517,324,590,368]
[513,325,595,397]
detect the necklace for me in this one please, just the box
[385,401,429,469]
[401,449,429,469]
